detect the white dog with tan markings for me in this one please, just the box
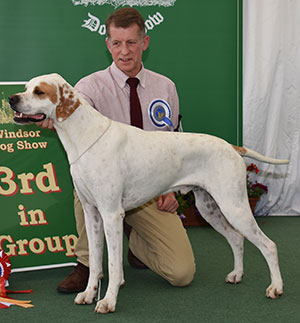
[9,73,288,313]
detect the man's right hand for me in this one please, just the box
[36,118,55,130]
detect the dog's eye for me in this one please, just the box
[34,89,45,95]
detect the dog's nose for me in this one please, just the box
[8,95,20,107]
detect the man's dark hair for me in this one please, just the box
[106,8,146,39]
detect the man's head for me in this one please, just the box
[105,8,150,78]
[106,7,146,39]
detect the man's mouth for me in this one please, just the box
[120,58,132,63]
[13,111,46,124]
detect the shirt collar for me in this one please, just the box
[110,62,146,89]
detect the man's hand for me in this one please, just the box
[36,118,55,130]
[157,192,179,213]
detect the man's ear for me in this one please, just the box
[142,35,150,51]
[105,37,112,54]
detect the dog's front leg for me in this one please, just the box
[94,211,125,314]
[75,203,104,305]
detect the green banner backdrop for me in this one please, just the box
[0,0,242,270]
[0,84,76,269]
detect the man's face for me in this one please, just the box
[106,23,149,77]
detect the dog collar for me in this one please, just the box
[69,119,112,165]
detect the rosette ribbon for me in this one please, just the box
[0,250,34,308]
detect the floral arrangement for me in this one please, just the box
[247,163,268,198]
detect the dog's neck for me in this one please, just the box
[54,100,111,164]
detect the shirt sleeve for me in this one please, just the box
[169,82,180,131]
[75,80,96,109]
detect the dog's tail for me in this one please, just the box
[232,145,289,164]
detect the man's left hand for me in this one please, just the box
[157,192,179,213]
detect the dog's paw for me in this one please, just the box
[266,283,283,299]
[94,298,116,314]
[74,290,95,305]
[225,270,243,284]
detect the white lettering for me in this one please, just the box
[82,12,101,32]
[72,0,176,7]
[81,12,164,35]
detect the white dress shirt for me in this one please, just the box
[75,62,180,131]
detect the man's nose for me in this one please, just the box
[120,43,130,54]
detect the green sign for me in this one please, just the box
[0,0,242,144]
[0,84,77,269]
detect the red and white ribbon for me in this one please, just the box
[0,250,33,308]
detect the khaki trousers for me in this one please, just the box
[74,191,195,286]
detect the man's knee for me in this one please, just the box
[164,261,196,287]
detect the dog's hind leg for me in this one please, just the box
[193,188,244,284]
[74,202,104,306]
[210,192,283,299]
[230,214,283,298]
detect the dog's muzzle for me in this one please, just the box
[8,95,46,124]
[8,94,20,107]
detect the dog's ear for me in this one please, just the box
[56,83,81,122]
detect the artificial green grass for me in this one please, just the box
[2,217,300,323]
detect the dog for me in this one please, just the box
[9,73,288,313]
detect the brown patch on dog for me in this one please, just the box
[232,145,247,155]
[34,82,58,105]
[56,84,81,122]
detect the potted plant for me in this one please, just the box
[246,163,268,212]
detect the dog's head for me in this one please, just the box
[9,73,81,124]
